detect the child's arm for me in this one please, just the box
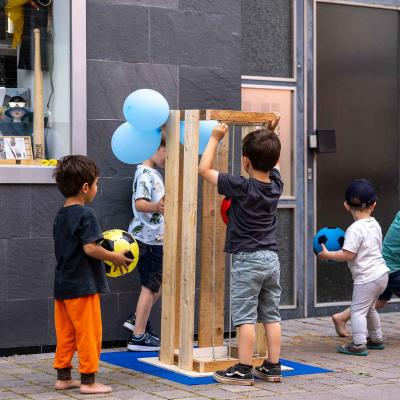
[318,243,356,262]
[83,242,133,273]
[199,123,229,186]
[136,196,164,214]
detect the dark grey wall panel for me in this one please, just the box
[87,60,179,120]
[7,238,54,300]
[99,177,133,231]
[0,240,6,301]
[88,0,179,8]
[241,0,293,78]
[87,3,149,63]
[87,119,135,179]
[0,186,31,239]
[179,0,240,15]
[6,299,49,346]
[150,7,239,69]
[179,66,241,110]
[30,186,63,238]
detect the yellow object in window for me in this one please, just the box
[5,0,30,49]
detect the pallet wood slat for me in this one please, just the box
[160,111,181,364]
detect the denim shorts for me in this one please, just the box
[231,249,281,327]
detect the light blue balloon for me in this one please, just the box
[123,89,170,131]
[111,122,162,165]
[179,120,219,154]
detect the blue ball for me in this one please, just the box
[123,89,170,131]
[179,120,219,154]
[313,227,345,256]
[111,122,162,165]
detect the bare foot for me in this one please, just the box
[332,314,350,337]
[55,379,80,390]
[80,382,112,394]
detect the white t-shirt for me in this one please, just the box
[342,217,389,285]
[128,165,164,245]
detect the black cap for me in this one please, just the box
[345,179,377,208]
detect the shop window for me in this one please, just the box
[0,0,70,167]
[241,86,294,197]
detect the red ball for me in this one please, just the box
[220,197,232,225]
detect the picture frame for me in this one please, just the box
[0,136,32,160]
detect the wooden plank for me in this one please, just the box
[160,111,181,365]
[179,110,280,130]
[198,133,229,348]
[173,353,266,373]
[255,323,267,356]
[174,146,183,349]
[178,110,200,371]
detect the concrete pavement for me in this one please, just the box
[1,313,400,399]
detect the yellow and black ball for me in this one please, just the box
[101,229,139,278]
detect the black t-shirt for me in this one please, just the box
[217,169,283,254]
[53,205,109,299]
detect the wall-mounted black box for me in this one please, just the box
[316,130,336,153]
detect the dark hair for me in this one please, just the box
[242,129,281,172]
[53,155,99,198]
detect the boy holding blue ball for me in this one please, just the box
[318,179,389,355]
[199,124,283,385]
[332,210,400,338]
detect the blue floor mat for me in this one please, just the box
[100,351,332,386]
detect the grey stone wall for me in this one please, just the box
[0,0,241,350]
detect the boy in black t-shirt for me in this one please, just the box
[199,124,283,386]
[52,155,132,395]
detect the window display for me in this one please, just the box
[0,0,70,166]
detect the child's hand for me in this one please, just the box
[157,197,164,214]
[110,252,133,274]
[211,123,228,141]
[318,243,330,261]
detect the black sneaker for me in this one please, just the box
[253,360,282,382]
[367,338,385,350]
[127,332,160,352]
[123,315,159,339]
[337,342,368,356]
[213,364,254,386]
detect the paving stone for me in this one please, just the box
[152,389,198,399]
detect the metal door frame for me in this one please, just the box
[305,0,400,316]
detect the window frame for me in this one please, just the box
[0,0,87,184]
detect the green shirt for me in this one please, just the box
[382,212,400,273]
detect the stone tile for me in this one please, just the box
[150,8,239,70]
[196,388,246,399]
[152,389,197,399]
[112,389,163,399]
[100,293,120,341]
[5,299,49,347]
[30,185,63,238]
[331,383,400,400]
[0,392,26,400]
[179,0,240,15]
[0,186,31,239]
[88,0,178,9]
[98,177,132,233]
[87,3,149,63]
[0,241,7,301]
[179,66,240,110]
[87,60,178,120]
[26,392,72,399]
[7,238,54,300]
[87,120,135,179]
